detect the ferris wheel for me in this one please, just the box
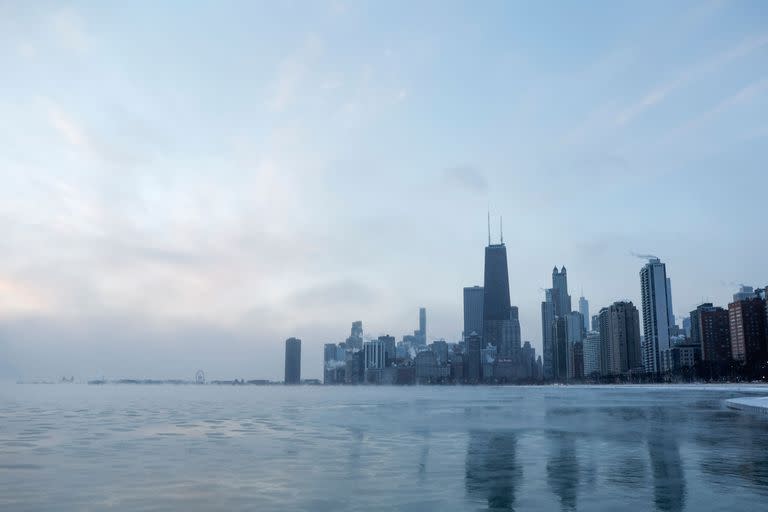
[194,369,205,384]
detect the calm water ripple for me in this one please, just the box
[1,385,767,511]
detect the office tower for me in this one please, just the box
[284,337,301,384]
[605,301,642,375]
[346,321,363,350]
[565,311,585,379]
[597,308,610,376]
[482,230,512,353]
[324,343,337,364]
[682,316,691,338]
[579,296,589,331]
[729,296,767,364]
[553,316,568,380]
[418,307,427,346]
[378,335,396,367]
[591,314,599,332]
[429,340,449,365]
[465,333,482,383]
[666,277,676,327]
[463,286,484,339]
[640,258,674,373]
[733,285,755,302]
[363,340,386,370]
[583,331,601,377]
[541,292,556,379]
[552,266,572,316]
[690,304,731,362]
[521,341,536,379]
[481,344,497,381]
[499,306,522,359]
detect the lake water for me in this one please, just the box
[1,384,767,511]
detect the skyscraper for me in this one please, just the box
[729,296,767,364]
[552,266,572,316]
[463,286,484,339]
[690,304,731,363]
[417,307,427,346]
[465,332,482,383]
[482,226,513,354]
[640,258,674,373]
[541,292,556,379]
[599,301,642,376]
[583,331,601,377]
[346,321,363,350]
[284,337,301,384]
[579,296,589,331]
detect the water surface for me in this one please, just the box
[1,385,767,511]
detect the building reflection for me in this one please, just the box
[546,431,580,511]
[647,410,686,512]
[465,430,522,510]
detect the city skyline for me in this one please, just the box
[1,1,767,381]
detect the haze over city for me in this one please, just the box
[1,1,767,381]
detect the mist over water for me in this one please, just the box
[1,385,767,511]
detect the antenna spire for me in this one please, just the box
[487,210,491,245]
[500,216,504,244]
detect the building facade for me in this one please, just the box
[640,258,675,373]
[463,286,484,339]
[284,337,301,384]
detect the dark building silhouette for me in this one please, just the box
[463,286,484,340]
[542,293,556,379]
[284,337,301,384]
[597,301,642,376]
[729,296,767,364]
[553,316,568,380]
[465,332,482,383]
[690,304,731,362]
[482,237,512,352]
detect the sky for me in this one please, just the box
[1,0,767,381]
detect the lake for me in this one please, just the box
[1,384,767,511]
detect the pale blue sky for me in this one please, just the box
[1,1,766,380]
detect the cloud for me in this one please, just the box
[630,251,659,260]
[616,33,768,126]
[50,9,89,52]
[267,36,325,112]
[288,279,379,309]
[442,165,488,194]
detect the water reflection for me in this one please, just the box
[465,430,522,510]
[648,409,686,512]
[546,431,580,511]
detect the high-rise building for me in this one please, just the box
[378,335,396,366]
[565,311,585,379]
[552,266,572,316]
[583,331,601,377]
[690,304,731,363]
[640,258,674,373]
[416,307,427,346]
[579,296,589,331]
[284,337,301,384]
[482,236,512,352]
[323,343,337,364]
[553,316,568,380]
[733,285,755,302]
[541,293,556,379]
[364,339,386,370]
[346,321,363,351]
[499,306,522,359]
[601,301,642,375]
[463,286,484,339]
[729,296,767,364]
[465,333,482,383]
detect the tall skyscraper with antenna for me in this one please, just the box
[482,216,518,360]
